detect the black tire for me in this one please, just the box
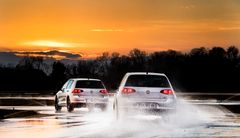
[67,97,74,112]
[87,104,94,112]
[100,104,107,111]
[55,97,62,112]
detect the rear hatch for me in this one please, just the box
[121,75,175,101]
[74,80,108,98]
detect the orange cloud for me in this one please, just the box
[90,29,124,32]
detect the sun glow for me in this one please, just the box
[1,0,240,58]
[22,40,74,48]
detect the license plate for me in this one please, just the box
[86,98,94,102]
[135,103,159,109]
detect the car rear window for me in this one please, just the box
[125,75,170,88]
[75,80,104,89]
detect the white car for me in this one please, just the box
[113,72,177,117]
[55,78,109,112]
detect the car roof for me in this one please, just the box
[70,78,101,81]
[125,72,166,76]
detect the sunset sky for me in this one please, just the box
[1,0,240,59]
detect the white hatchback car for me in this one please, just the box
[55,78,109,112]
[113,72,177,117]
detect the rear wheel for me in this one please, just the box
[87,104,94,112]
[67,97,74,112]
[100,104,107,111]
[55,97,62,112]
[158,108,177,122]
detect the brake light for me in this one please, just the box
[160,89,173,95]
[72,89,83,93]
[122,87,136,94]
[99,89,108,94]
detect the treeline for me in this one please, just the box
[0,46,240,93]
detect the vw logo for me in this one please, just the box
[146,90,150,94]
[90,91,93,94]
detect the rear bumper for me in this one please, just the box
[70,95,109,104]
[117,98,177,110]
[72,103,107,108]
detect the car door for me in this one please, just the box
[58,80,71,104]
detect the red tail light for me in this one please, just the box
[160,89,174,95]
[72,89,83,93]
[122,87,136,94]
[99,89,108,94]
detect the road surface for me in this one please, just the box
[0,98,240,138]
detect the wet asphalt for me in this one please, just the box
[0,99,240,138]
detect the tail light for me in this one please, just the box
[99,89,108,94]
[72,89,83,93]
[122,87,136,94]
[160,89,174,95]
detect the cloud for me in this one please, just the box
[15,50,82,59]
[0,50,81,66]
[90,29,123,32]
[180,5,196,9]
[218,27,240,31]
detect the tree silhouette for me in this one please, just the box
[128,48,147,72]
[50,61,67,90]
[0,46,240,93]
[227,46,239,61]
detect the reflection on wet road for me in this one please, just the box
[1,101,240,138]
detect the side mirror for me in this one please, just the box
[61,88,65,92]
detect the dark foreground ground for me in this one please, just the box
[0,93,240,138]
